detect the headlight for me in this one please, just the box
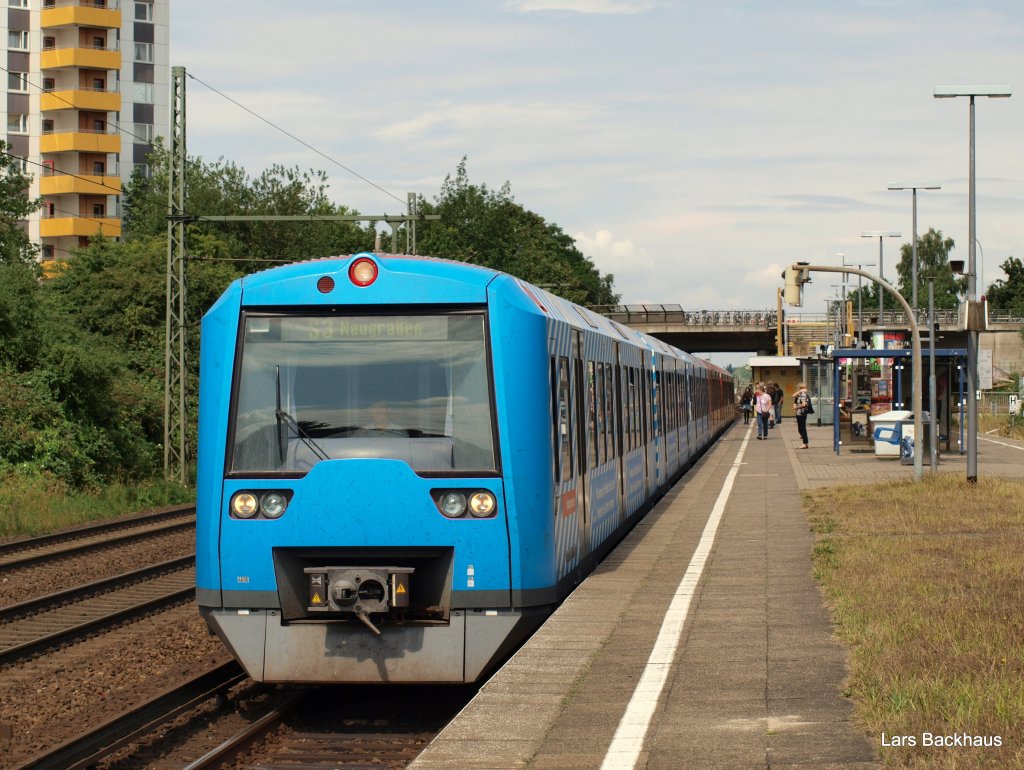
[231,492,258,518]
[439,491,467,518]
[261,492,288,519]
[468,491,496,517]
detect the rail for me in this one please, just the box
[0,505,195,569]
[13,661,246,770]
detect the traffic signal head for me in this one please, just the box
[783,262,811,307]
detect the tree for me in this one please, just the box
[849,228,964,313]
[123,144,376,272]
[417,159,618,306]
[0,142,40,267]
[984,257,1024,316]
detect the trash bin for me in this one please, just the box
[900,413,935,466]
[870,410,912,457]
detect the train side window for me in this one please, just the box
[620,366,628,454]
[629,367,637,449]
[550,357,559,482]
[641,370,649,444]
[667,372,675,432]
[558,357,572,481]
[575,357,586,475]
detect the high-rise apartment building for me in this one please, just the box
[3,0,168,267]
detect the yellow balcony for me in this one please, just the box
[41,88,120,112]
[41,47,122,71]
[40,174,121,196]
[40,216,121,238]
[40,131,120,154]
[41,3,121,30]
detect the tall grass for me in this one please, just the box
[0,472,193,539]
[807,474,1024,768]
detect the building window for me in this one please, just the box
[7,72,29,93]
[42,119,54,134]
[93,118,106,132]
[6,114,28,133]
[93,203,105,217]
[45,201,55,217]
[93,35,106,49]
[43,77,56,91]
[9,0,29,8]
[135,1,153,20]
[133,162,150,178]
[41,245,55,260]
[136,123,154,142]
[134,42,153,63]
[93,160,105,174]
[7,30,29,50]
[42,36,56,50]
[133,82,154,103]
[92,77,106,90]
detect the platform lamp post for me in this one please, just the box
[861,232,900,330]
[934,84,1012,484]
[888,184,940,320]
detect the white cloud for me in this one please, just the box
[507,0,656,13]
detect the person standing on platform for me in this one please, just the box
[740,385,753,425]
[755,383,773,440]
[771,382,783,425]
[793,382,811,449]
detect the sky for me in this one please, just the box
[170,0,1023,364]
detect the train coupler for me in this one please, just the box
[303,566,414,634]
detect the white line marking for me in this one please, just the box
[979,435,1024,451]
[600,428,751,770]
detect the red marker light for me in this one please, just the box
[349,257,378,287]
[316,275,335,294]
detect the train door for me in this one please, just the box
[572,331,590,562]
[615,349,627,520]
[685,363,696,463]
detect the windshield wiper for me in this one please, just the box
[276,366,330,463]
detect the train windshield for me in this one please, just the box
[228,312,497,475]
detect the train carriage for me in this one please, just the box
[196,253,733,683]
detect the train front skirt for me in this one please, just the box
[200,605,548,683]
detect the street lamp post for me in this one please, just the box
[934,84,1012,484]
[888,184,941,320]
[861,231,901,328]
[851,259,875,346]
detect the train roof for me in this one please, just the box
[230,253,722,374]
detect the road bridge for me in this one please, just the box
[591,304,1024,367]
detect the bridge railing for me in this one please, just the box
[591,306,1024,327]
[593,305,780,327]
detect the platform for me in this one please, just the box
[409,421,1024,769]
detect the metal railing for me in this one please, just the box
[591,305,779,327]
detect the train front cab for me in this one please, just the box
[196,257,547,684]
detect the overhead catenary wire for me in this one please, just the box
[185,71,408,208]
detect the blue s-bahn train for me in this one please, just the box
[196,253,734,683]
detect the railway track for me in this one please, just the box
[0,556,196,666]
[0,504,196,571]
[12,660,248,770]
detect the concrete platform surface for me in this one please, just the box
[409,420,1024,769]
